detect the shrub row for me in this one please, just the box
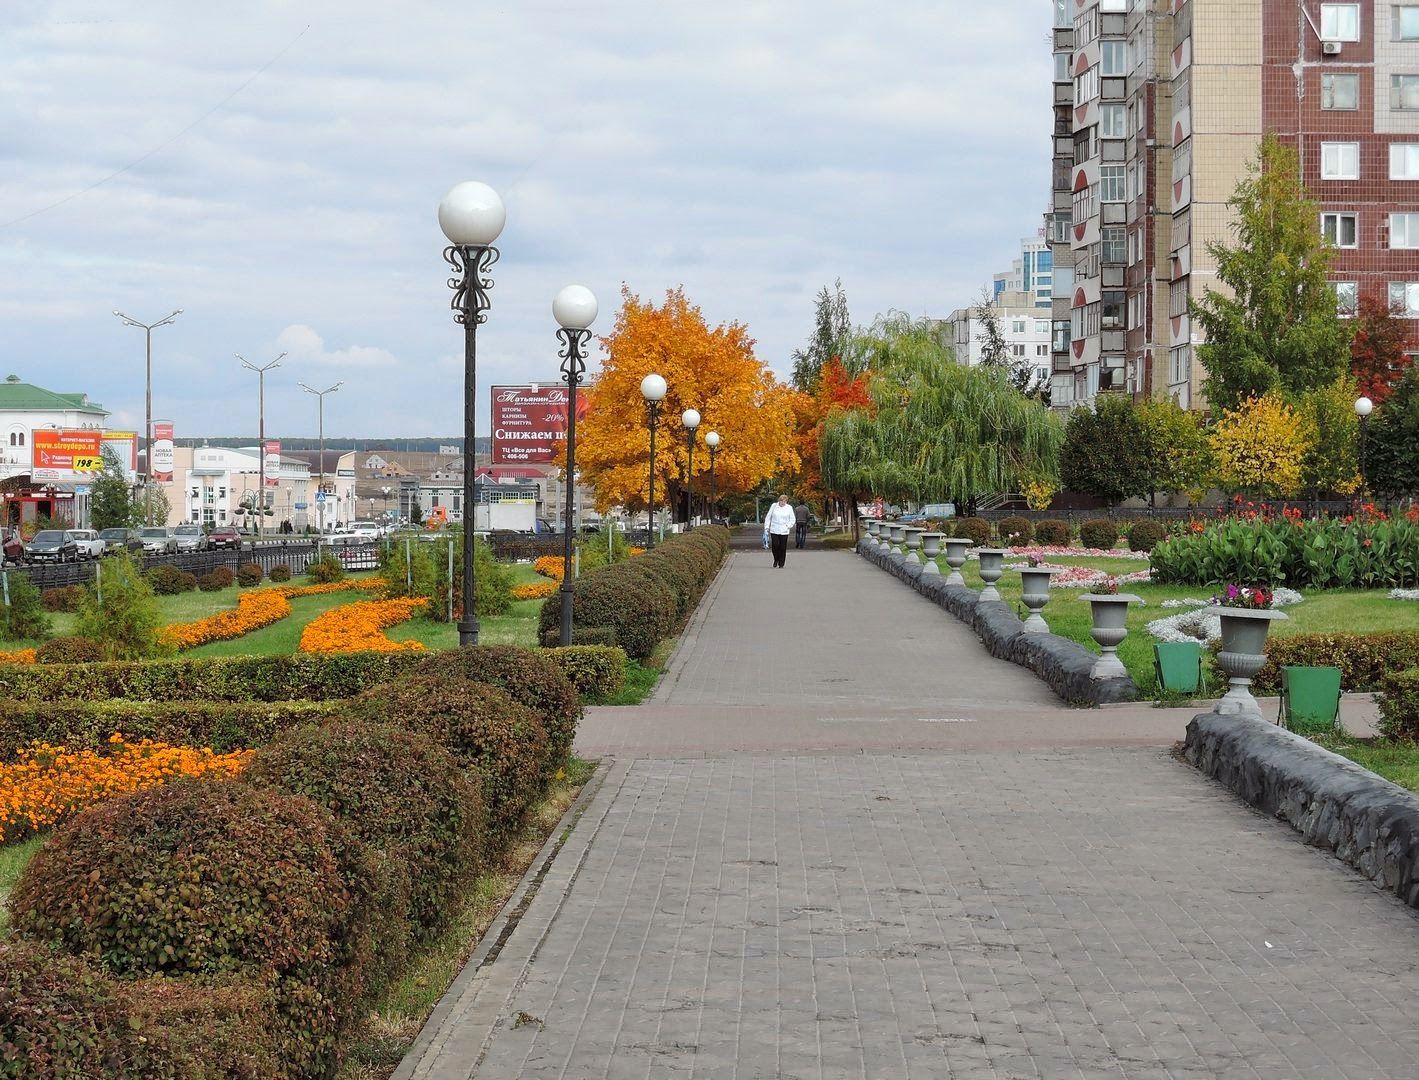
[1378,668,1419,741]
[537,525,730,661]
[546,644,628,699]
[1251,630,1419,694]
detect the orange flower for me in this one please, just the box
[297,596,428,654]
[533,556,566,581]
[0,649,36,665]
[513,581,559,601]
[160,578,388,651]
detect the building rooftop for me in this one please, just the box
[0,375,107,416]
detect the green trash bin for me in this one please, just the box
[1154,641,1202,694]
[1280,666,1342,734]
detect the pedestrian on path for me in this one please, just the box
[763,494,796,568]
[793,502,810,548]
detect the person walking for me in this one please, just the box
[763,494,796,568]
[793,502,810,549]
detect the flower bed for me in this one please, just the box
[159,578,386,652]
[1005,544,1150,562]
[0,649,36,665]
[298,596,428,654]
[513,581,559,601]
[0,735,251,843]
[1002,561,1151,590]
[533,555,565,581]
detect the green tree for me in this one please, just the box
[1366,366,1419,499]
[89,446,135,531]
[1,572,51,642]
[74,552,171,660]
[1060,395,1151,506]
[790,278,852,393]
[137,484,171,527]
[1137,396,1213,502]
[975,289,1050,403]
[1191,134,1354,411]
[1298,376,1362,498]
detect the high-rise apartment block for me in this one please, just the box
[1049,0,1419,410]
[992,236,1056,310]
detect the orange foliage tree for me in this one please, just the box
[1350,292,1415,405]
[792,358,873,504]
[573,287,800,513]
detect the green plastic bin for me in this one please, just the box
[1280,666,1342,734]
[1154,641,1202,694]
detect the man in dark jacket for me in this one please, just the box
[793,503,810,548]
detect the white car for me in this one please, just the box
[350,522,381,541]
[68,528,107,560]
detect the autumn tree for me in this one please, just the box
[574,287,800,516]
[791,356,872,508]
[1297,376,1362,498]
[790,279,852,393]
[1209,392,1305,498]
[1350,293,1414,405]
[1192,135,1354,411]
[1136,396,1212,503]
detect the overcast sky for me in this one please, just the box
[2,1,1052,440]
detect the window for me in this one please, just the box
[1392,212,1419,247]
[1036,344,1049,357]
[1072,184,1096,228]
[1012,319,1027,334]
[1321,142,1360,179]
[1055,52,1071,82]
[1333,281,1358,317]
[1102,226,1127,263]
[1102,291,1125,329]
[1321,3,1361,40]
[1391,143,1419,178]
[1075,66,1099,106]
[1394,6,1419,39]
[1100,165,1126,201]
[1322,73,1359,110]
[1389,281,1419,315]
[1394,75,1419,110]
[1322,212,1358,247]
[1011,344,1027,357]
[1101,40,1127,75]
[1034,319,1050,335]
[1101,103,1126,137]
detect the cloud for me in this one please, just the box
[273,324,397,370]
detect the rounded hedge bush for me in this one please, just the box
[545,645,627,699]
[539,565,675,662]
[269,563,292,583]
[9,778,376,1077]
[244,721,483,963]
[414,645,580,770]
[1079,519,1120,551]
[147,565,195,596]
[1034,519,1071,546]
[0,939,129,1078]
[996,516,1034,546]
[209,565,235,588]
[35,636,105,665]
[197,572,227,593]
[40,585,83,613]
[236,563,264,587]
[353,675,548,847]
[305,554,345,584]
[953,517,992,546]
[1126,519,1168,553]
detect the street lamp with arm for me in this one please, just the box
[553,285,598,647]
[681,408,700,529]
[640,374,667,548]
[237,352,285,537]
[114,308,182,522]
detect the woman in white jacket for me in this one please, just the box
[763,494,797,568]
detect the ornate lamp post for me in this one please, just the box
[1355,395,1374,491]
[114,309,182,523]
[380,485,392,517]
[299,380,341,533]
[237,352,285,537]
[438,180,505,647]
[640,374,667,549]
[553,284,597,647]
[681,408,700,529]
[705,430,720,524]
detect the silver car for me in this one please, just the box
[138,527,176,554]
[173,524,208,553]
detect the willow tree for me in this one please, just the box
[820,313,1062,521]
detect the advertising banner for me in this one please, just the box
[31,429,104,483]
[491,383,589,465]
[101,431,138,480]
[263,440,281,486]
[151,422,175,481]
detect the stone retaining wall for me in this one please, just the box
[857,540,1136,706]
[1184,712,1419,910]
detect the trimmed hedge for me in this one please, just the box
[305,554,345,584]
[40,585,83,613]
[1079,519,1120,550]
[546,645,627,699]
[236,563,264,587]
[1378,668,1419,741]
[1252,630,1419,693]
[1127,520,1168,553]
[1035,519,1071,546]
[147,565,197,596]
[953,517,991,546]
[996,516,1034,545]
[269,563,292,583]
[34,636,104,665]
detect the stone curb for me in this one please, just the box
[1184,712,1419,910]
[856,539,1136,706]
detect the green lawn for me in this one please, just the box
[387,564,546,651]
[185,590,374,657]
[0,835,45,932]
[1314,734,1419,795]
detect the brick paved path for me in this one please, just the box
[399,544,1419,1079]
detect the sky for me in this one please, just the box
[2,1,1053,440]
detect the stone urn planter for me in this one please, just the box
[902,527,925,560]
[1214,607,1289,719]
[887,523,907,552]
[863,520,881,547]
[919,533,944,574]
[940,538,974,585]
[976,548,1010,602]
[1015,566,1060,633]
[1078,593,1142,680]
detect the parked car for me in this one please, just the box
[350,521,381,541]
[899,502,956,524]
[68,528,107,560]
[138,527,177,554]
[25,530,79,563]
[98,527,144,555]
[173,524,208,553]
[1,528,24,565]
[207,525,243,550]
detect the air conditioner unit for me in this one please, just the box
[1322,41,1343,55]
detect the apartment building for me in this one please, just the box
[1049,0,1419,411]
[991,236,1056,310]
[940,292,1054,389]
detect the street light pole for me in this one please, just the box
[681,408,700,530]
[640,374,667,549]
[114,309,182,523]
[238,353,285,538]
[439,180,506,648]
[705,430,720,524]
[1355,395,1374,492]
[553,286,598,647]
[300,381,342,533]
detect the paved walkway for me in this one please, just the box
[400,545,1419,1079]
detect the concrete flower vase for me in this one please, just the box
[975,548,1009,602]
[902,527,925,560]
[1079,593,1142,680]
[1015,566,1060,633]
[919,533,944,574]
[887,523,907,553]
[1214,607,1289,719]
[864,520,881,547]
[940,538,974,586]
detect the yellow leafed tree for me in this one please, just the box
[573,287,800,512]
[1209,392,1305,497]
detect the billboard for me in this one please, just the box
[491,383,588,466]
[151,422,175,481]
[101,431,138,480]
[263,441,281,486]
[31,429,104,483]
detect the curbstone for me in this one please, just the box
[1184,712,1419,910]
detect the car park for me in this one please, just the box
[25,530,79,563]
[98,527,144,555]
[139,527,177,554]
[68,529,107,560]
[173,524,208,553]
[207,525,243,550]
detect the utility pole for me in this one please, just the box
[300,381,342,533]
[238,353,285,537]
[114,309,182,523]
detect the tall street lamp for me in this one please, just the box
[681,408,700,529]
[114,308,182,522]
[238,352,285,537]
[439,180,505,647]
[300,380,342,533]
[1355,395,1374,491]
[380,484,392,519]
[553,285,598,647]
[705,430,720,524]
[640,374,667,548]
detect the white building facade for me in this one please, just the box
[941,291,1053,389]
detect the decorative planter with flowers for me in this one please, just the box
[919,533,944,573]
[975,548,1009,601]
[1015,558,1060,633]
[1212,584,1288,719]
[1079,580,1142,679]
[941,538,974,585]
